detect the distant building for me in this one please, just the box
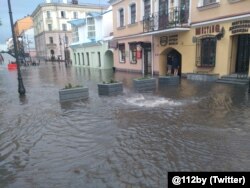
[69,7,114,69]
[14,16,33,37]
[6,16,34,55]
[31,0,108,61]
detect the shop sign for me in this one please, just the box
[195,24,220,35]
[160,34,178,46]
[229,20,250,34]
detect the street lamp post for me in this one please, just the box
[7,0,26,96]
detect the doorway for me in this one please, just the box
[235,34,250,74]
[143,43,152,75]
[167,49,182,76]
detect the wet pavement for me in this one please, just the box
[0,63,250,188]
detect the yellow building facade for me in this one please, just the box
[110,0,250,78]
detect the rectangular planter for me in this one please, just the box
[158,76,180,85]
[59,87,89,102]
[98,82,123,96]
[133,78,156,92]
[186,73,219,81]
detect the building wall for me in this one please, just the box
[21,28,37,58]
[192,0,250,24]
[14,16,33,37]
[32,2,107,60]
[113,35,152,73]
[71,42,113,69]
[110,0,250,77]
[112,0,144,38]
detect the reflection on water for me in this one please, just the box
[0,63,250,188]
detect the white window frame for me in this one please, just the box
[118,43,125,63]
[72,26,79,42]
[198,0,220,7]
[87,17,95,39]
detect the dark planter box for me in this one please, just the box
[59,87,89,101]
[98,82,123,96]
[133,78,156,92]
[187,73,219,81]
[158,76,180,85]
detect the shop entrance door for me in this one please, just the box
[235,34,250,76]
[143,43,152,75]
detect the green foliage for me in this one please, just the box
[136,75,152,80]
[102,79,118,84]
[64,83,82,89]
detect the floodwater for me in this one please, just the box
[0,63,250,188]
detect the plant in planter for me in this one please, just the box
[59,83,89,102]
[97,79,123,96]
[133,76,156,92]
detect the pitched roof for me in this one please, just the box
[68,19,86,26]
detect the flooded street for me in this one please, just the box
[0,63,250,188]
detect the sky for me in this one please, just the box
[0,0,109,44]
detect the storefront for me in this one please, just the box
[229,20,250,76]
[111,35,153,75]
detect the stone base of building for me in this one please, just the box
[186,73,219,81]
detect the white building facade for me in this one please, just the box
[69,7,114,69]
[32,0,107,61]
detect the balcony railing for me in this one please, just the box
[143,7,189,33]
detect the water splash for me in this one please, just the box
[124,94,183,108]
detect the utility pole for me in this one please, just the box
[8,0,26,96]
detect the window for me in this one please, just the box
[74,53,77,65]
[198,0,218,7]
[119,8,124,27]
[129,43,137,64]
[86,52,90,66]
[82,53,85,65]
[48,24,52,31]
[62,24,67,31]
[47,11,51,18]
[204,0,216,5]
[49,37,53,44]
[61,11,66,18]
[118,43,125,63]
[130,4,136,24]
[72,26,79,42]
[196,36,217,67]
[98,52,101,67]
[65,35,68,46]
[78,53,81,65]
[144,0,151,18]
[87,17,95,39]
[73,12,78,19]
